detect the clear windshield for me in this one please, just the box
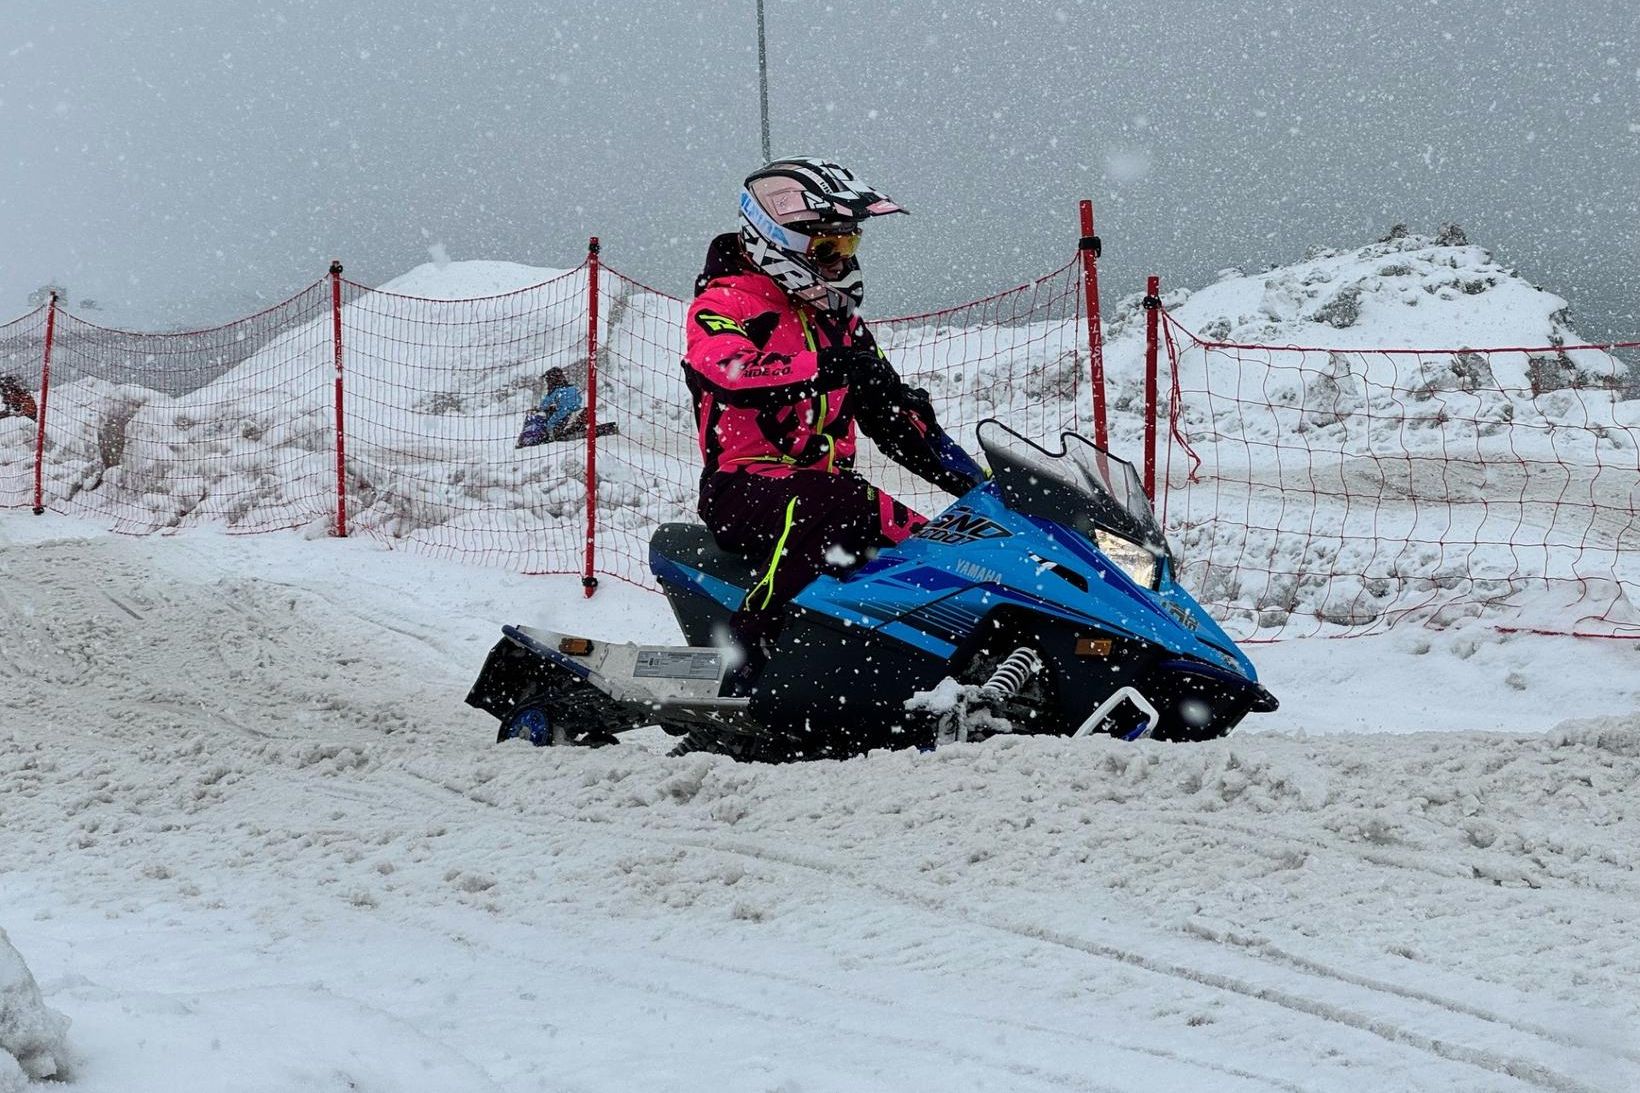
[977,419,1167,554]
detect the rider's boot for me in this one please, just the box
[720,609,780,698]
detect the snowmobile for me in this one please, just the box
[465,419,1277,760]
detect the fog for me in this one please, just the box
[2,0,1635,339]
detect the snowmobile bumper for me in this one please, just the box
[1128,656,1278,740]
[465,625,760,744]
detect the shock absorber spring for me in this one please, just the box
[980,646,1043,700]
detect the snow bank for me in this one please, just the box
[1170,231,1599,351]
[0,929,70,1089]
[1166,234,1627,436]
[372,259,573,300]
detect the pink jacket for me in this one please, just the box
[684,262,875,479]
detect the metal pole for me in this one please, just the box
[757,0,771,161]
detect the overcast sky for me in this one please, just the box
[2,0,1635,338]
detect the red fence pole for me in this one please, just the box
[1142,275,1161,500]
[1078,200,1108,449]
[330,260,348,537]
[31,293,57,515]
[582,237,601,598]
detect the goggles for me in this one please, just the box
[803,227,861,263]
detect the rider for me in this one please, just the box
[683,157,984,692]
[0,375,38,423]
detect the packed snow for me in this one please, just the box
[1,520,1638,1091]
[2,234,1638,1090]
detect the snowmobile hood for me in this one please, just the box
[799,481,1257,680]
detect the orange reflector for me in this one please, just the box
[1076,637,1114,657]
[559,637,594,656]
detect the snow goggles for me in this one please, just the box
[805,228,861,263]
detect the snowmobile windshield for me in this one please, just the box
[977,420,1167,556]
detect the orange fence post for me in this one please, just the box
[583,237,601,598]
[1143,275,1161,500]
[31,293,57,515]
[330,260,348,537]
[1078,200,1107,449]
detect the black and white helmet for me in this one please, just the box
[737,157,907,315]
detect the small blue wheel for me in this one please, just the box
[501,703,559,747]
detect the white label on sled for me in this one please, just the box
[634,649,723,681]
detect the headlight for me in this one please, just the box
[1097,533,1159,589]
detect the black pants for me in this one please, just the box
[700,470,925,637]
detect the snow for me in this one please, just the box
[2,518,1639,1091]
[373,259,575,301]
[1158,233,1601,355]
[0,928,70,1088]
[2,237,1638,1090]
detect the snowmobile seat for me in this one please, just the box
[651,523,761,647]
[651,523,758,591]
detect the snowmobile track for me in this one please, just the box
[377,756,1625,1091]
[644,829,1612,1093]
[1181,920,1640,1070]
[341,761,1319,1092]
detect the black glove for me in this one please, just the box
[817,346,880,388]
[826,348,977,497]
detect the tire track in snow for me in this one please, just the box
[1119,813,1640,1068]
[638,829,1616,1093]
[1179,920,1640,1070]
[375,758,1556,1092]
[139,764,1146,1093]
[650,944,1314,1093]
[437,928,1135,1093]
[277,757,1311,1093]
[1115,808,1640,1055]
[403,747,1618,1093]
[260,723,1618,1092]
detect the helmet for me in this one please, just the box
[737,157,907,314]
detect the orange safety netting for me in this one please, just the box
[590,258,1091,589]
[1156,309,1640,639]
[6,287,334,533]
[5,258,1637,642]
[333,268,589,573]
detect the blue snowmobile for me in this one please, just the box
[465,420,1277,760]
